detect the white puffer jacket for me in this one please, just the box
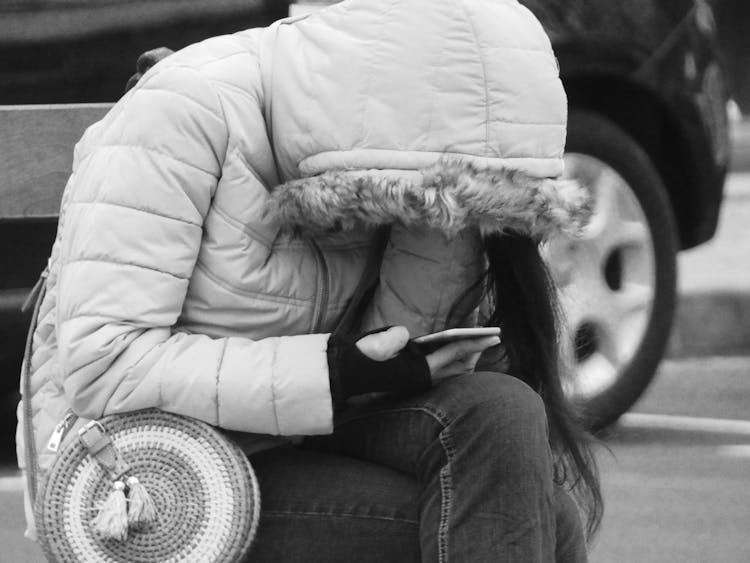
[17,0,589,538]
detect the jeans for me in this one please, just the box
[246,372,587,562]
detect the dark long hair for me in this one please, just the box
[483,231,603,539]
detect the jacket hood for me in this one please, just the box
[262,0,569,181]
[269,159,592,239]
[261,0,590,238]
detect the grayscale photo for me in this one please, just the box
[0,0,748,561]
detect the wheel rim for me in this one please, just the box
[543,153,656,403]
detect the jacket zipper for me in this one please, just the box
[46,409,79,453]
[308,239,330,332]
[21,265,49,313]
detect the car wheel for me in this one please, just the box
[544,110,678,430]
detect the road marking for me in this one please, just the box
[0,475,24,492]
[716,445,750,458]
[620,413,750,435]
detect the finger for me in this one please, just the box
[426,336,500,373]
[356,326,410,361]
[428,335,500,367]
[431,353,482,382]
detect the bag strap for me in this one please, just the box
[21,267,49,505]
[332,226,390,336]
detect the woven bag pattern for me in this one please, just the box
[34,409,260,563]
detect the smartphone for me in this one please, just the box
[412,327,501,352]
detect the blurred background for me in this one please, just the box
[0,1,748,561]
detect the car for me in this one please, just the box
[0,0,730,430]
[525,0,729,428]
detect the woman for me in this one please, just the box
[18,0,602,560]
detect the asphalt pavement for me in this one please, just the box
[590,356,750,562]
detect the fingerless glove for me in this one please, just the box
[327,329,431,409]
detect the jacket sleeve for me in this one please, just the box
[359,225,486,337]
[56,64,333,435]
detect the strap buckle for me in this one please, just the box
[78,420,130,481]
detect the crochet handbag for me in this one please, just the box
[33,408,260,563]
[21,275,259,562]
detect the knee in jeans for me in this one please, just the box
[458,372,548,442]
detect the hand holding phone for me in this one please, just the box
[413,327,502,382]
[355,326,501,385]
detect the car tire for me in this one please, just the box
[547,109,679,430]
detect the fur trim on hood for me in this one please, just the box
[269,160,592,239]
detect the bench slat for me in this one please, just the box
[0,104,111,220]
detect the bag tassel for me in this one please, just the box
[126,476,157,528]
[91,480,129,541]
